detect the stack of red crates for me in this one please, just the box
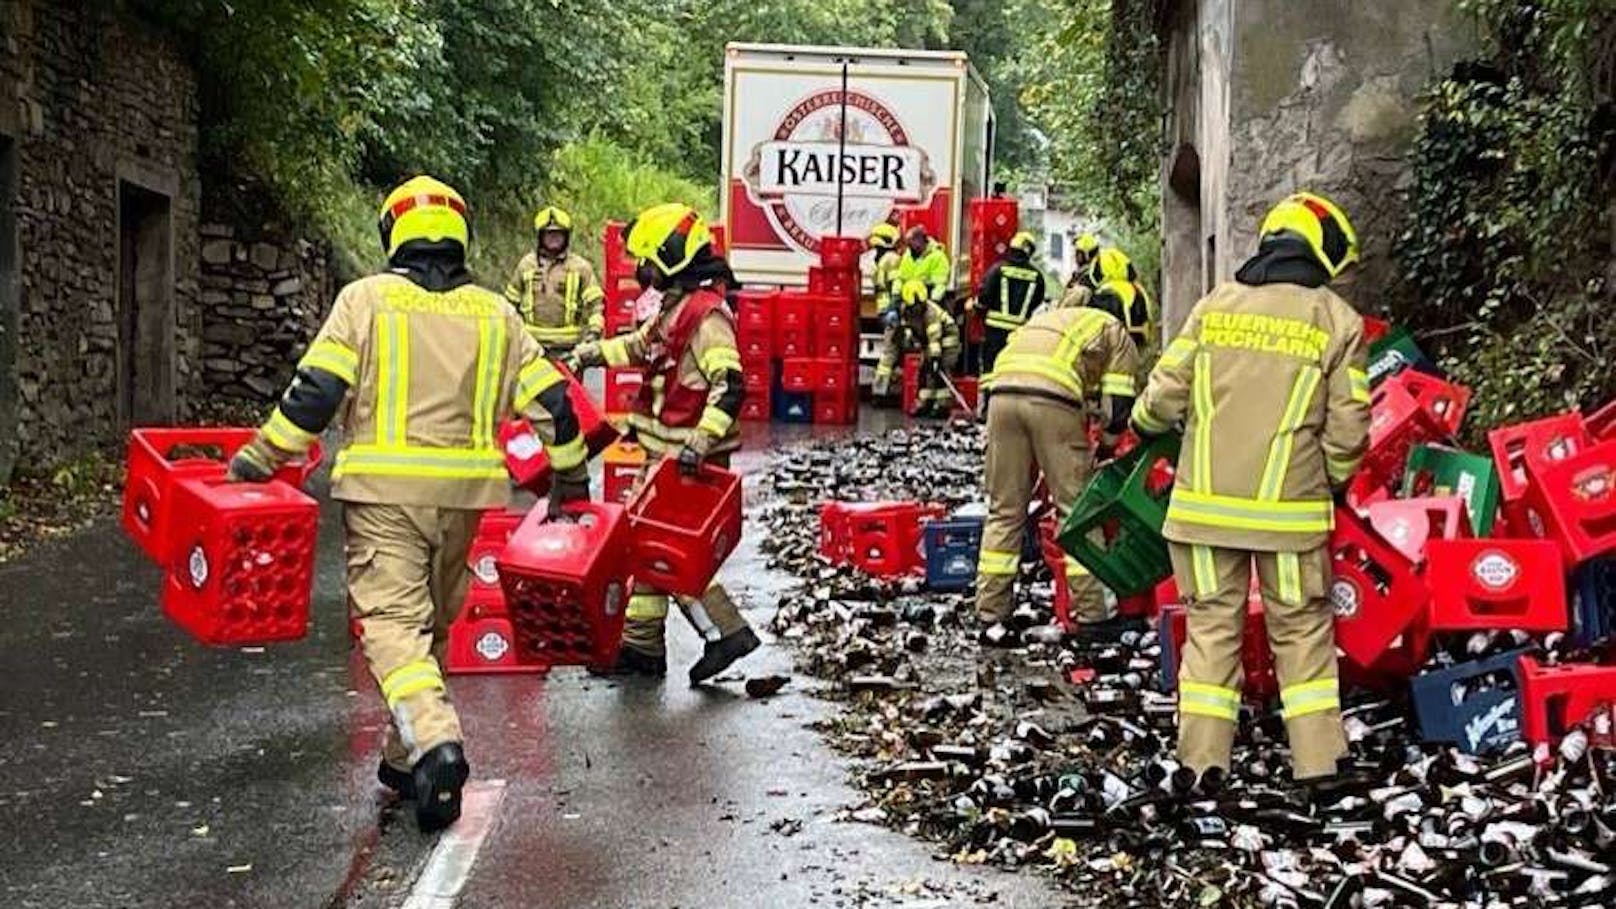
[967,198,1018,298]
[739,237,864,425]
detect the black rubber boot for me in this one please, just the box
[378,759,416,800]
[689,626,762,685]
[411,742,470,834]
[588,646,668,678]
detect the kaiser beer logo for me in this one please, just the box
[474,555,499,586]
[742,90,938,253]
[1472,550,1520,591]
[1571,465,1614,502]
[475,631,510,662]
[187,545,210,589]
[1330,578,1361,618]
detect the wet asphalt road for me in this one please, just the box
[0,415,1064,909]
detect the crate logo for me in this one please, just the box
[475,630,510,662]
[1463,698,1519,751]
[1572,465,1614,502]
[742,89,938,252]
[474,554,499,586]
[187,545,210,589]
[1472,550,1520,591]
[1330,578,1360,618]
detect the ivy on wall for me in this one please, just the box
[1396,0,1614,432]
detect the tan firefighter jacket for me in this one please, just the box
[982,306,1139,437]
[576,287,743,459]
[249,273,586,509]
[906,299,960,362]
[1132,281,1371,552]
[503,251,605,349]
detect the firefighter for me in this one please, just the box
[890,225,950,309]
[503,206,605,359]
[1130,191,1370,785]
[973,231,1048,373]
[565,203,760,683]
[975,304,1139,641]
[227,176,592,832]
[1072,232,1100,278]
[1085,248,1156,353]
[870,224,906,403]
[888,279,961,419]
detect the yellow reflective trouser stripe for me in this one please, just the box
[991,354,1084,399]
[1066,558,1090,578]
[1190,544,1218,598]
[977,549,1019,576]
[1276,551,1301,605]
[1257,365,1321,501]
[1101,372,1136,397]
[1158,336,1196,370]
[547,434,587,472]
[472,316,506,450]
[335,445,508,480]
[1131,398,1170,434]
[699,346,743,377]
[298,339,359,384]
[262,408,316,453]
[381,659,444,707]
[985,311,1026,331]
[1169,490,1334,533]
[697,406,734,439]
[514,356,565,410]
[375,312,410,446]
[1348,368,1371,404]
[601,337,632,368]
[1281,678,1339,720]
[1179,681,1239,721]
[626,595,669,621]
[1191,351,1213,493]
[564,272,580,327]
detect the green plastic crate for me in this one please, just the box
[1402,443,1501,536]
[1057,433,1181,597]
[1367,327,1437,387]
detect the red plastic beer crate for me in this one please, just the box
[819,236,864,270]
[604,367,644,415]
[446,587,546,675]
[602,440,646,504]
[1359,377,1448,500]
[778,328,809,358]
[739,322,772,363]
[952,376,979,415]
[734,290,775,333]
[901,354,922,414]
[1588,400,1616,442]
[813,385,857,425]
[1488,412,1591,505]
[1521,439,1616,565]
[742,365,771,393]
[1395,370,1472,437]
[969,197,1018,241]
[603,287,639,336]
[848,502,946,577]
[1518,655,1616,744]
[1043,526,1074,631]
[815,319,858,361]
[123,427,321,564]
[1362,316,1391,346]
[466,507,528,592]
[1329,506,1430,671]
[602,220,634,272]
[740,389,771,422]
[1158,595,1279,702]
[499,501,632,669]
[820,362,856,395]
[624,458,743,597]
[1422,539,1566,637]
[1365,496,1471,566]
[159,476,319,646]
[808,266,861,299]
[781,357,817,393]
[774,293,812,336]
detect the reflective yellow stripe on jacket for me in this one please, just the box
[982,308,1109,398]
[984,265,1042,331]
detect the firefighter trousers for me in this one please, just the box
[345,503,482,774]
[873,326,905,398]
[1168,543,1346,780]
[617,452,751,657]
[976,393,1105,624]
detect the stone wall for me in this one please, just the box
[198,223,331,401]
[0,0,201,478]
[1159,0,1474,324]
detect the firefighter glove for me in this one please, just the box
[226,446,275,484]
[678,431,713,477]
[546,470,591,520]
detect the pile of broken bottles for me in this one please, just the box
[762,413,1616,907]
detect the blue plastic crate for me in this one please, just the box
[1157,605,1184,693]
[1571,557,1616,649]
[924,517,983,592]
[1409,649,1527,755]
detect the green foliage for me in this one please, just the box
[1397,0,1615,431]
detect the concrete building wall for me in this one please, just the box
[0,0,201,477]
[1160,0,1475,326]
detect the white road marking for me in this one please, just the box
[400,779,507,909]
